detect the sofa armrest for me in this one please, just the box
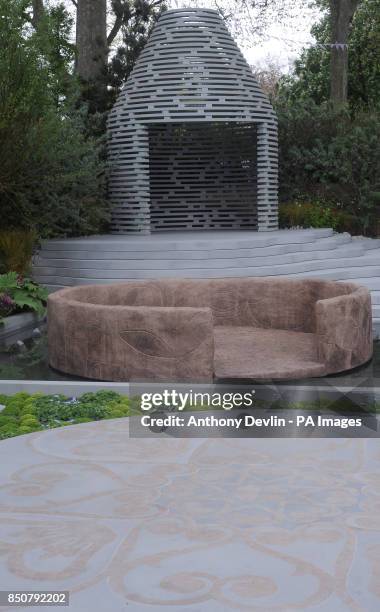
[315,287,372,374]
[116,305,215,382]
[48,299,215,382]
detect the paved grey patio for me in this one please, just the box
[0,420,379,611]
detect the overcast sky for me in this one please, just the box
[64,0,321,73]
[170,0,321,71]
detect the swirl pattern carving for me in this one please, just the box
[0,421,378,610]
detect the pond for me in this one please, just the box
[0,326,80,381]
[0,325,379,387]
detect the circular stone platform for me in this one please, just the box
[32,228,380,338]
[0,420,379,611]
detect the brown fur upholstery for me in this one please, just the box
[48,278,373,382]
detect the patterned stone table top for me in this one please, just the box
[0,420,379,611]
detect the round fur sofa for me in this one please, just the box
[48,278,373,382]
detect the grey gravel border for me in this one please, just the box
[0,380,378,401]
[0,380,130,397]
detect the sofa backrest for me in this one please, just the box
[207,278,354,332]
[61,278,356,333]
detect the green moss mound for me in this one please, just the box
[0,390,135,440]
[0,390,378,441]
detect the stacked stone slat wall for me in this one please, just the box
[107,8,278,233]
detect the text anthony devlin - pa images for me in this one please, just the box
[140,414,363,430]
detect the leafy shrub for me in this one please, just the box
[276,99,380,236]
[0,0,109,238]
[0,230,36,275]
[0,272,48,322]
[279,200,360,233]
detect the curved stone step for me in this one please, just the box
[32,229,380,336]
[31,266,380,288]
[352,237,380,249]
[33,244,373,272]
[35,236,354,262]
[40,228,335,253]
[33,256,380,280]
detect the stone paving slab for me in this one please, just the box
[0,420,379,610]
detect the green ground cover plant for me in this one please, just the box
[0,391,137,439]
[0,391,378,441]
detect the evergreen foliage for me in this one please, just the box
[275,0,380,235]
[276,99,380,235]
[0,0,109,237]
[107,0,167,107]
[279,0,380,111]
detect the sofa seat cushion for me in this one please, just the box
[213,326,326,380]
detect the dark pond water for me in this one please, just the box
[0,326,80,381]
[0,326,379,386]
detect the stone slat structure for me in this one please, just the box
[107,8,278,233]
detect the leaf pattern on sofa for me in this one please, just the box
[119,330,176,358]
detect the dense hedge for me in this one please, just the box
[0,0,109,238]
[276,100,380,236]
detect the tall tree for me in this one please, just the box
[76,0,107,83]
[27,2,76,105]
[227,0,361,105]
[31,0,45,29]
[1,0,108,237]
[329,0,360,105]
[279,0,379,112]
[74,1,166,111]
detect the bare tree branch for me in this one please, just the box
[107,1,165,47]
[107,15,123,46]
